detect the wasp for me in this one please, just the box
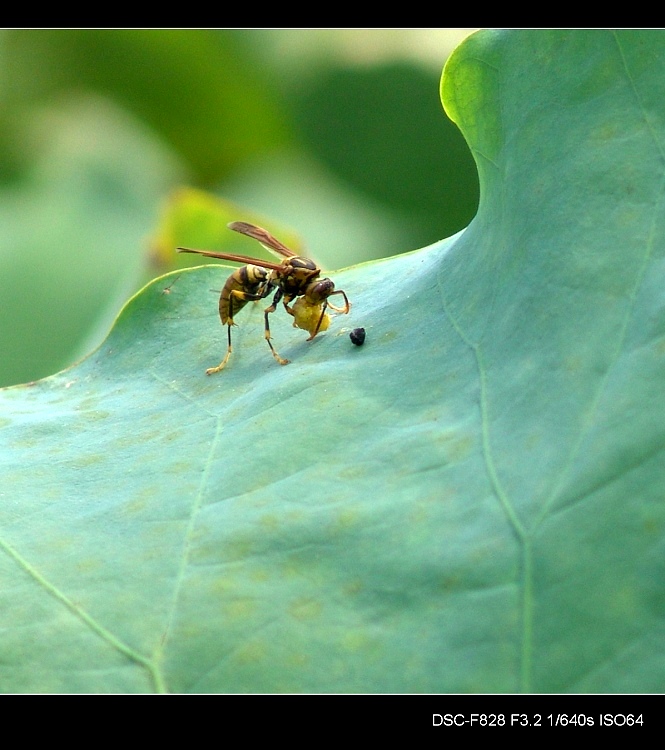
[177,221,350,374]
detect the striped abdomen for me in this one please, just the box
[219,264,272,324]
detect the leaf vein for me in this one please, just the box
[437,269,532,691]
[153,415,223,682]
[0,536,163,691]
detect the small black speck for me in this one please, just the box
[350,328,366,346]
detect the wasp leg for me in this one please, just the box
[206,322,234,375]
[264,290,290,366]
[206,288,269,375]
[305,289,350,341]
[326,289,351,314]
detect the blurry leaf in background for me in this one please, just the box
[221,30,479,261]
[239,29,475,82]
[0,29,291,185]
[289,62,479,247]
[0,95,185,386]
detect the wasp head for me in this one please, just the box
[304,277,335,305]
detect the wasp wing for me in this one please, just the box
[227,221,297,259]
[176,247,286,271]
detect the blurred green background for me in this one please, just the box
[0,29,478,387]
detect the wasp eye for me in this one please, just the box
[307,278,335,303]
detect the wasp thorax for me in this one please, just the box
[288,257,319,271]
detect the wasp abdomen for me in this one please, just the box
[219,264,271,324]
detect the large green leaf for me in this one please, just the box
[2,29,665,693]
